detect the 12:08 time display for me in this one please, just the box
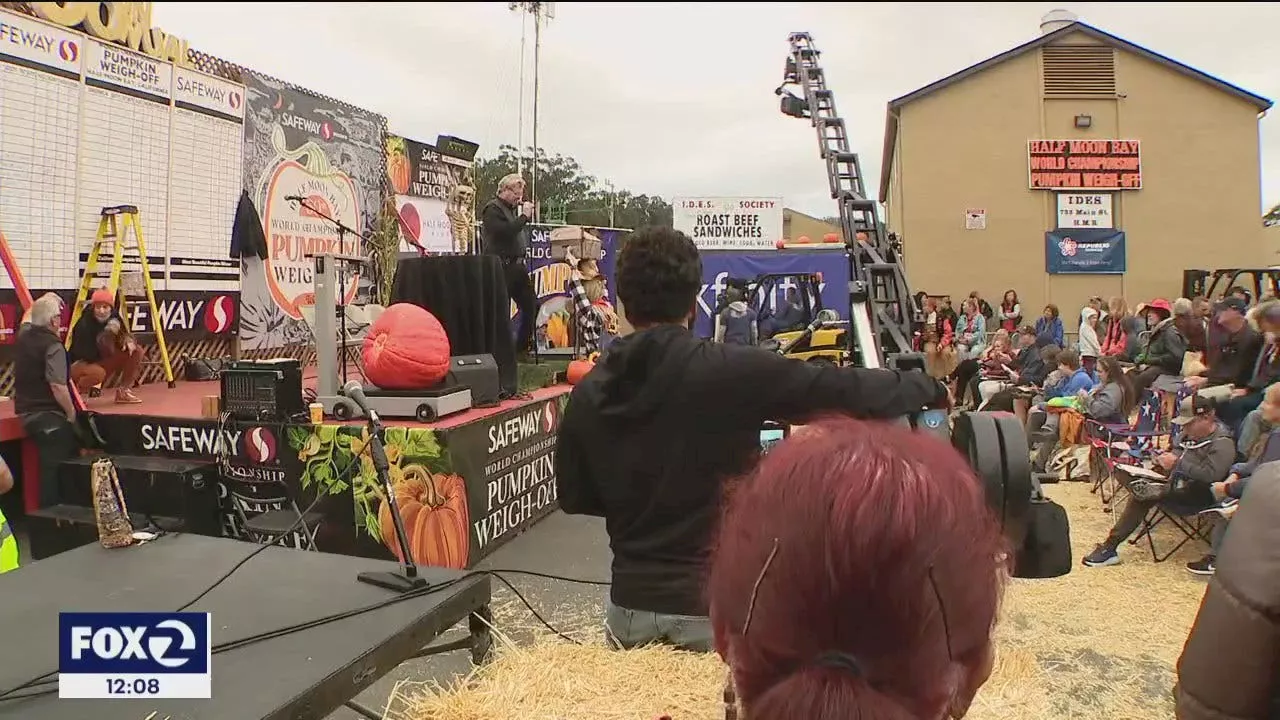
[106,677,161,695]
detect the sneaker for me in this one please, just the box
[1082,545,1120,567]
[1186,555,1216,576]
[114,389,142,404]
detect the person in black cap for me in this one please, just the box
[1082,392,1235,568]
[1184,296,1263,394]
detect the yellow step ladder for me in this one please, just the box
[66,205,176,389]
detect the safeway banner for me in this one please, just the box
[695,250,849,337]
[1045,229,1126,274]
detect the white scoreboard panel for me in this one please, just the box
[0,9,246,294]
[0,11,84,290]
[168,67,244,292]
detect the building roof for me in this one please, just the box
[878,21,1274,202]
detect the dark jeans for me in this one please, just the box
[501,258,538,352]
[1105,485,1214,550]
[953,359,981,405]
[20,412,81,508]
[1217,392,1263,438]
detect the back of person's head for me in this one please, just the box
[1040,345,1062,364]
[1108,296,1127,317]
[29,293,62,329]
[616,227,701,328]
[716,420,1003,717]
[708,419,1006,720]
[1057,348,1081,370]
[1172,298,1193,317]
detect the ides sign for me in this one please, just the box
[59,612,211,699]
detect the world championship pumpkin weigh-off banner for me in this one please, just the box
[82,393,570,569]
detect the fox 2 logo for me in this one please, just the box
[60,612,211,674]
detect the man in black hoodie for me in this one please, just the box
[555,227,948,652]
[480,173,537,353]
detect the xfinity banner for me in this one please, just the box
[695,250,850,337]
[1045,229,1126,274]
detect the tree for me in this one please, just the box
[474,145,672,229]
[1266,202,1280,227]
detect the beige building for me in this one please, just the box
[783,208,841,243]
[880,12,1272,331]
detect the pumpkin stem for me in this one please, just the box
[421,471,442,508]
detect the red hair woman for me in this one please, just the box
[707,419,1007,720]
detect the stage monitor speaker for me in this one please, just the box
[221,358,306,421]
[57,456,222,537]
[446,354,501,407]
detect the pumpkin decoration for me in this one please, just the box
[567,353,598,385]
[379,465,470,569]
[823,232,841,243]
[363,303,451,389]
[387,148,411,195]
[796,235,812,244]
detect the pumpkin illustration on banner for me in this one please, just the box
[545,310,570,348]
[378,466,471,569]
[386,135,412,195]
[259,125,363,320]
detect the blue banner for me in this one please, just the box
[695,250,850,337]
[519,225,624,350]
[1045,229,1126,274]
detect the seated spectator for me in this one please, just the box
[15,293,83,508]
[1183,383,1280,576]
[977,325,1038,408]
[1035,304,1064,347]
[1131,299,1186,397]
[1184,297,1263,395]
[1082,394,1235,567]
[714,285,759,346]
[1175,297,1208,354]
[1078,306,1102,376]
[958,329,1012,408]
[997,289,1021,333]
[706,418,1005,720]
[954,299,987,360]
[1210,300,1280,438]
[1026,349,1095,470]
[69,289,144,404]
[1100,296,1142,361]
[968,289,994,321]
[921,297,957,380]
[1030,355,1129,472]
[1175,462,1280,720]
[1007,345,1063,421]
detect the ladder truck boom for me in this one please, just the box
[777,32,920,369]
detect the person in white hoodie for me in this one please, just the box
[1078,306,1102,377]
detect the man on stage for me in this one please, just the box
[554,226,949,652]
[481,173,538,354]
[13,293,82,509]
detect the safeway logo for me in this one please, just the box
[319,121,334,141]
[542,401,557,434]
[58,39,77,62]
[203,295,235,334]
[242,427,277,464]
[228,91,242,110]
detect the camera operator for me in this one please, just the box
[481,173,538,354]
[554,226,949,652]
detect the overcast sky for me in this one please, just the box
[155,2,1280,217]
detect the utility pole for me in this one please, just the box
[509,2,554,221]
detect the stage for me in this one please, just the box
[8,367,572,571]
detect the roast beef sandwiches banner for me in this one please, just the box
[239,72,386,350]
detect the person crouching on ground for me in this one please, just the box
[562,248,618,355]
[706,419,1005,720]
[554,226,948,653]
[714,285,759,346]
[1082,393,1235,568]
[69,289,144,404]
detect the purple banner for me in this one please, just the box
[520,225,623,351]
[694,250,850,337]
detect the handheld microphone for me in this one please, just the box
[285,194,305,202]
[343,380,378,424]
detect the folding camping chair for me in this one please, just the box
[1085,388,1171,512]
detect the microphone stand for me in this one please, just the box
[356,411,428,592]
[291,197,371,389]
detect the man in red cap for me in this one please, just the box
[68,288,144,404]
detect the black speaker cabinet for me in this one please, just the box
[446,354,501,407]
[57,455,222,536]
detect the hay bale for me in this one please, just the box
[392,484,1206,719]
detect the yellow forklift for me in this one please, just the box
[744,272,848,365]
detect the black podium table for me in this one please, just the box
[0,534,492,720]
[391,254,517,392]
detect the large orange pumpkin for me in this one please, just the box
[566,354,597,385]
[363,303,451,389]
[379,466,470,569]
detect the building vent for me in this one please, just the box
[1042,45,1116,96]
